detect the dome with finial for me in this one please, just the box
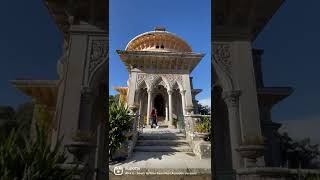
[125,27,192,52]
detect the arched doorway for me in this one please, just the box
[154,94,165,122]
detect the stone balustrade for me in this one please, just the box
[183,114,211,159]
[126,112,140,159]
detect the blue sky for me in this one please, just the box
[253,1,320,143]
[109,0,211,106]
[253,1,320,122]
[0,1,62,108]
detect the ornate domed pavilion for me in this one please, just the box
[114,27,204,127]
[125,27,192,52]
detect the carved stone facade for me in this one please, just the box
[136,73,184,91]
[85,39,108,88]
[115,28,204,127]
[213,43,232,74]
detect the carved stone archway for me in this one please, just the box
[213,42,234,92]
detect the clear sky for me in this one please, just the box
[253,1,320,121]
[109,0,211,106]
[0,1,62,108]
[253,1,320,143]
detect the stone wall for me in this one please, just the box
[184,115,211,159]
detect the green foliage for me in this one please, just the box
[33,104,50,133]
[144,116,147,125]
[198,104,211,115]
[0,129,23,179]
[0,119,18,142]
[172,118,178,127]
[195,116,211,133]
[291,173,320,180]
[0,125,75,179]
[108,102,134,160]
[0,102,34,142]
[109,95,120,105]
[195,116,212,141]
[195,123,209,133]
[277,132,320,169]
[0,106,17,141]
[0,106,15,120]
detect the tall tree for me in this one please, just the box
[198,103,211,115]
[277,132,320,168]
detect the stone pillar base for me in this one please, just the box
[168,125,176,129]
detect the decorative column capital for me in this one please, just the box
[147,88,153,94]
[222,90,241,108]
[167,89,173,95]
[180,90,186,95]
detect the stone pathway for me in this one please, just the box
[109,127,211,178]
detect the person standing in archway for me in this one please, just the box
[150,108,159,129]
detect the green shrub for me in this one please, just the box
[108,102,134,160]
[144,116,147,125]
[195,116,211,133]
[172,118,178,127]
[195,116,212,141]
[195,123,209,133]
[0,125,75,180]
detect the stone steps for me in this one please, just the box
[134,131,192,153]
[136,139,189,146]
[147,125,168,128]
[133,145,193,152]
[138,134,186,140]
[158,125,168,128]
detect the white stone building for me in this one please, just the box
[114,27,204,127]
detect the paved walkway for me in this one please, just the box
[109,127,211,175]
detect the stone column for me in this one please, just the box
[150,94,153,111]
[79,87,94,131]
[167,89,173,127]
[182,75,194,109]
[127,72,138,107]
[180,90,186,115]
[165,102,168,121]
[55,25,107,157]
[231,41,262,140]
[138,98,142,116]
[146,89,152,125]
[222,90,242,169]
